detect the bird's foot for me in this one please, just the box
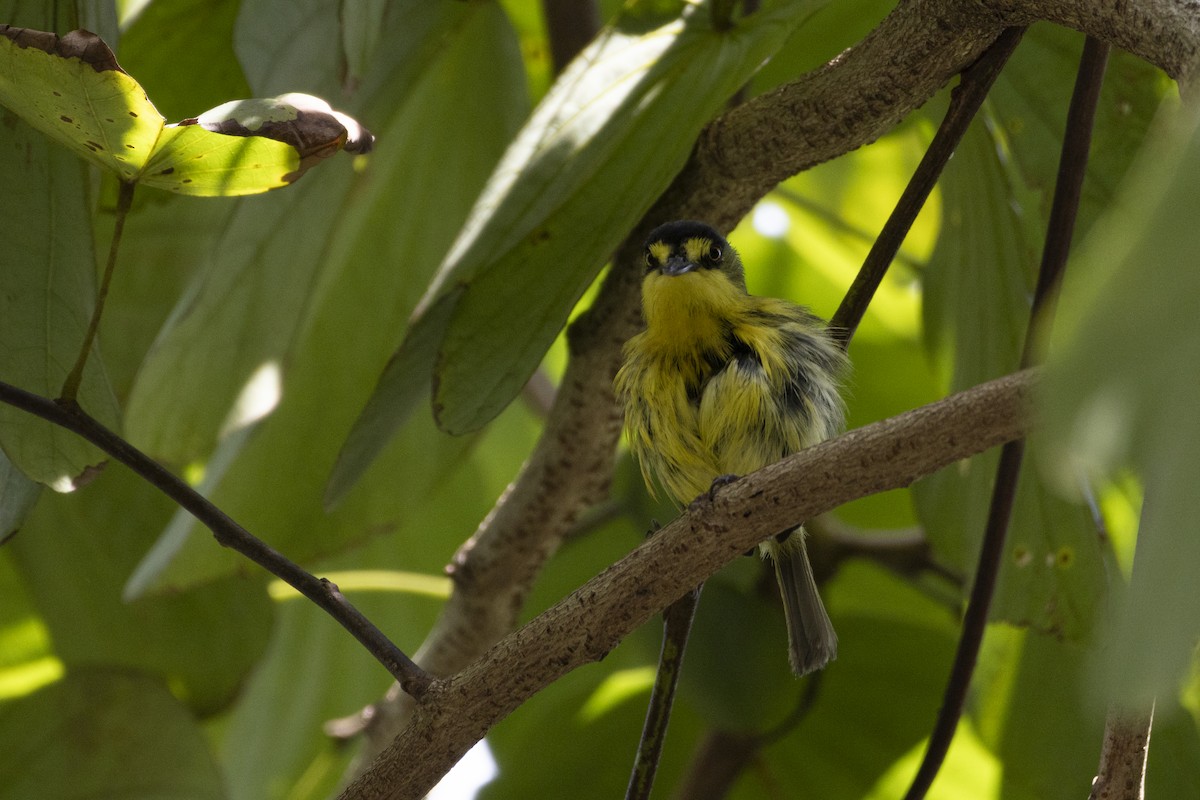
[687,474,739,512]
[707,473,739,502]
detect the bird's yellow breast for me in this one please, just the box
[616,268,844,505]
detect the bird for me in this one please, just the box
[614,219,848,675]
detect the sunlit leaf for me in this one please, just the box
[0,25,158,180]
[0,26,370,195]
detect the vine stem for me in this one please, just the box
[625,582,702,800]
[0,379,432,698]
[830,27,1026,343]
[60,179,135,403]
[901,35,1111,800]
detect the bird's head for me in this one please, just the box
[642,220,746,290]
[638,220,749,333]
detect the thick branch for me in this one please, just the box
[339,369,1036,800]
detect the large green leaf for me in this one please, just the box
[1039,100,1200,709]
[0,669,225,800]
[0,107,120,490]
[116,0,251,122]
[345,0,826,448]
[0,26,370,195]
[988,25,1164,236]
[969,628,1103,799]
[125,0,530,591]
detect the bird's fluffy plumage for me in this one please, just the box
[615,220,847,674]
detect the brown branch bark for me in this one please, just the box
[352,0,1199,762]
[339,369,1037,800]
[1088,705,1155,800]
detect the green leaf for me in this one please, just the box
[325,289,460,507]
[126,0,530,591]
[1039,101,1200,708]
[0,106,120,490]
[0,453,40,542]
[969,628,1102,798]
[0,669,225,800]
[117,0,251,122]
[0,26,159,181]
[988,26,1165,237]
[7,467,273,715]
[367,0,825,437]
[0,26,370,195]
[124,0,497,465]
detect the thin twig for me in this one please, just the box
[60,179,135,402]
[0,380,432,698]
[901,35,1111,800]
[541,0,601,75]
[829,27,1026,346]
[626,582,703,800]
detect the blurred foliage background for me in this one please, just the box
[1,0,1198,798]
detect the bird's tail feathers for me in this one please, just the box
[764,530,836,676]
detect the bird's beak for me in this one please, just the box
[661,255,696,276]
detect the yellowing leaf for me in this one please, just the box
[0,25,161,181]
[0,26,372,196]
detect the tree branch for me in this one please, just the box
[0,381,431,697]
[339,369,1037,800]
[1088,705,1155,800]
[626,581,703,800]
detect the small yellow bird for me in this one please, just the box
[615,220,847,675]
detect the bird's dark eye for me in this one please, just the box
[707,244,722,262]
[644,249,655,271]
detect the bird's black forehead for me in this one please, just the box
[644,220,727,251]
